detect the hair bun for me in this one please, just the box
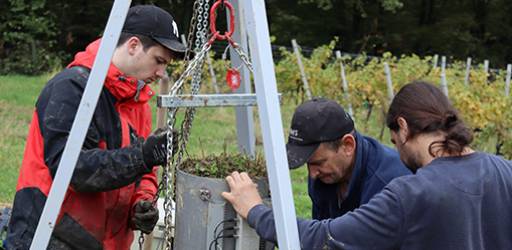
[444,113,457,129]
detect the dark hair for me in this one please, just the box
[323,138,343,151]
[117,32,158,51]
[322,131,355,151]
[386,81,473,157]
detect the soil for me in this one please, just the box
[180,153,267,178]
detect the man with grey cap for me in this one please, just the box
[286,98,410,219]
[6,5,185,249]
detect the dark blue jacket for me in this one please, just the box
[248,152,512,249]
[309,132,410,219]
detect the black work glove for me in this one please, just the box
[142,128,178,168]
[132,200,159,234]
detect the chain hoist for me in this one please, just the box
[145,1,255,249]
[184,0,201,62]
[176,0,210,166]
[164,0,210,249]
[138,1,205,247]
[208,0,253,91]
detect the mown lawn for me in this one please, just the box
[0,74,313,218]
[0,75,51,207]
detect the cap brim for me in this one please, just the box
[153,37,188,57]
[286,142,320,169]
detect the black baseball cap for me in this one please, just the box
[286,98,354,169]
[123,5,187,56]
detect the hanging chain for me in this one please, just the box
[138,0,203,245]
[231,44,253,73]
[176,0,210,169]
[138,232,145,250]
[194,0,205,52]
[159,1,211,249]
[185,1,201,62]
[159,43,211,249]
[161,105,178,250]
[222,42,254,74]
[146,1,255,249]
[168,43,212,95]
[141,31,212,250]
[201,0,210,46]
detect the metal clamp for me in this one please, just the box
[199,188,212,201]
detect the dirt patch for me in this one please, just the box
[180,153,267,179]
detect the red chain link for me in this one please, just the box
[208,0,236,45]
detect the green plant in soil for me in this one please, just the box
[180,153,267,179]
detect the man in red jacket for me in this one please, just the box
[5,5,185,250]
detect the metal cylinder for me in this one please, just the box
[174,168,270,250]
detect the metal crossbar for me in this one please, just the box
[158,93,282,108]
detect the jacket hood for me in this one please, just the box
[67,39,154,103]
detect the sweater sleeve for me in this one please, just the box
[247,185,404,249]
[40,70,151,193]
[131,164,158,204]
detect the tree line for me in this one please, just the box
[1,0,511,74]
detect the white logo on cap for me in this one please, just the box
[171,21,179,37]
[290,129,299,137]
[289,129,303,141]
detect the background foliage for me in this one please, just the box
[0,0,60,74]
[1,0,512,218]
[2,0,512,74]
[269,42,512,158]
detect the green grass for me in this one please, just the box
[0,75,50,206]
[0,74,312,218]
[1,73,503,223]
[0,74,404,219]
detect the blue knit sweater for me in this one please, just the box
[249,152,512,249]
[309,132,411,219]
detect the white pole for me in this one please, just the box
[433,54,439,69]
[440,56,448,97]
[464,57,472,86]
[230,0,256,157]
[180,34,187,47]
[484,60,489,74]
[242,0,300,248]
[206,53,220,94]
[384,62,394,102]
[506,64,512,97]
[335,51,354,119]
[291,39,312,100]
[30,1,131,249]
[156,71,171,128]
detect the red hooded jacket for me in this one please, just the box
[6,39,159,250]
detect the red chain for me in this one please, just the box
[208,0,236,46]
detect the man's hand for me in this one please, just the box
[221,172,263,219]
[142,128,178,168]
[131,200,159,234]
